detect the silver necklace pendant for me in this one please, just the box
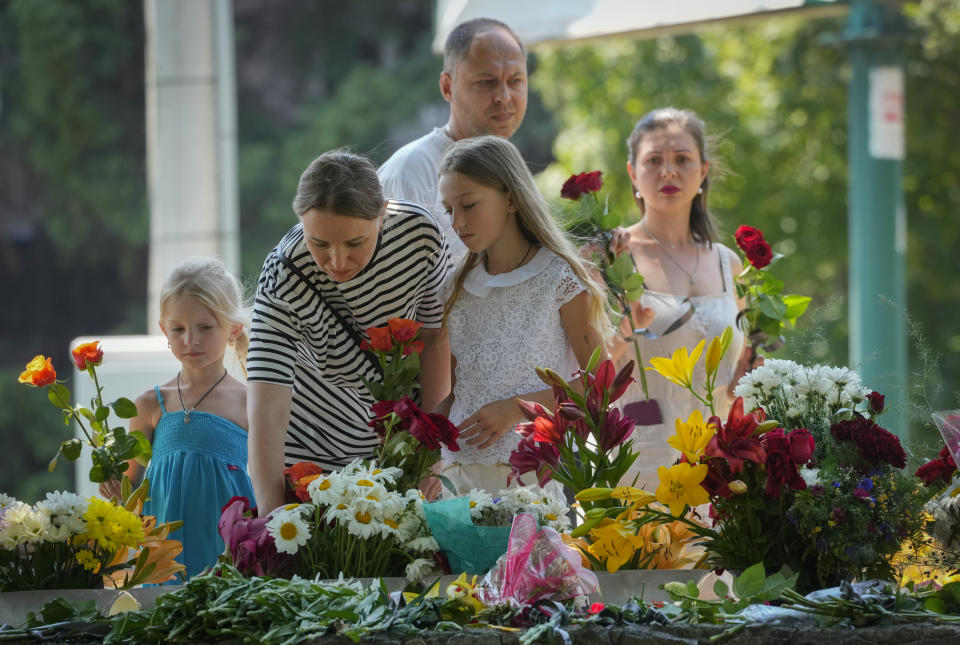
[184,412,191,424]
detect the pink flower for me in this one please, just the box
[704,398,767,474]
[508,435,559,487]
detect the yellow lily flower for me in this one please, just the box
[575,487,614,502]
[704,336,723,380]
[587,519,647,573]
[647,340,705,390]
[655,463,710,516]
[446,572,483,611]
[667,410,715,462]
[608,487,656,507]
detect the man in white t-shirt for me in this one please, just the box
[378,18,528,262]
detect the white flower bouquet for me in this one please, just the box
[0,491,183,591]
[264,459,438,580]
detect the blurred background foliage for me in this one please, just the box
[0,0,956,501]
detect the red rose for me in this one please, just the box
[18,355,57,387]
[361,325,394,353]
[787,428,815,464]
[744,239,773,269]
[939,445,957,468]
[560,171,603,200]
[734,225,764,249]
[386,318,423,344]
[72,341,104,371]
[764,450,805,498]
[866,391,885,415]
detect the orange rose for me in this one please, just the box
[72,341,104,370]
[19,355,57,387]
[386,318,423,344]
[361,325,394,353]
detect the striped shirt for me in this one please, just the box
[248,200,450,471]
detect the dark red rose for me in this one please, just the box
[764,450,805,498]
[744,239,773,269]
[788,428,815,464]
[560,171,603,199]
[734,225,764,249]
[866,391,885,415]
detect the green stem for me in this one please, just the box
[50,384,96,446]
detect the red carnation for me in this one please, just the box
[830,417,906,470]
[561,171,603,200]
[916,457,957,487]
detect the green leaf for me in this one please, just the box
[111,397,139,419]
[79,407,97,423]
[925,596,946,614]
[756,293,787,320]
[586,345,604,373]
[782,294,812,321]
[733,562,766,599]
[47,383,72,409]
[48,452,59,473]
[713,579,729,599]
[88,463,108,483]
[95,405,110,422]
[61,438,83,461]
[131,430,152,464]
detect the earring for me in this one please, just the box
[635,191,641,199]
[698,187,703,194]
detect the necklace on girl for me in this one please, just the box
[641,219,700,285]
[177,369,227,423]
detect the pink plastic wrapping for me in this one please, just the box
[479,513,598,606]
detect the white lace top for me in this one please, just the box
[443,247,585,466]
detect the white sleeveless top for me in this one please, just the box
[617,243,745,490]
[443,247,585,466]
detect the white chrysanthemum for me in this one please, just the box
[266,508,311,554]
[17,506,51,544]
[468,488,494,520]
[0,525,17,549]
[0,493,19,512]
[405,557,433,582]
[44,523,74,544]
[37,491,88,535]
[307,473,346,507]
[507,485,540,505]
[800,468,820,487]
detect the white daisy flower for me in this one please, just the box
[406,535,440,552]
[344,504,379,540]
[266,508,311,554]
[468,488,493,520]
[308,473,346,507]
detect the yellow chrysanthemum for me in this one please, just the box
[655,463,710,516]
[75,548,101,572]
[667,409,715,462]
[647,340,705,390]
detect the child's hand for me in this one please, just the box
[99,478,122,501]
[419,476,441,501]
[458,399,522,450]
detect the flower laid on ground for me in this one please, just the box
[221,459,438,580]
[18,342,150,492]
[508,349,638,496]
[361,319,460,494]
[0,489,184,591]
[732,224,810,356]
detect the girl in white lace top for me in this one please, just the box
[435,135,613,496]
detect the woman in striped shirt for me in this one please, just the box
[247,150,451,514]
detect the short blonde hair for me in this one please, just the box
[159,258,250,375]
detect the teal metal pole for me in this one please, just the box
[843,0,910,439]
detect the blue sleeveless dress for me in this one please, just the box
[143,387,256,581]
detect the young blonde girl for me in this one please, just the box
[100,258,255,579]
[437,135,613,496]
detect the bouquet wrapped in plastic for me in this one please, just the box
[478,513,597,606]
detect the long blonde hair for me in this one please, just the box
[440,135,613,347]
[159,258,251,376]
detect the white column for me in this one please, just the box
[144,0,238,327]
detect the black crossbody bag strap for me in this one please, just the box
[277,251,383,379]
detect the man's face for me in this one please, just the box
[441,27,527,140]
